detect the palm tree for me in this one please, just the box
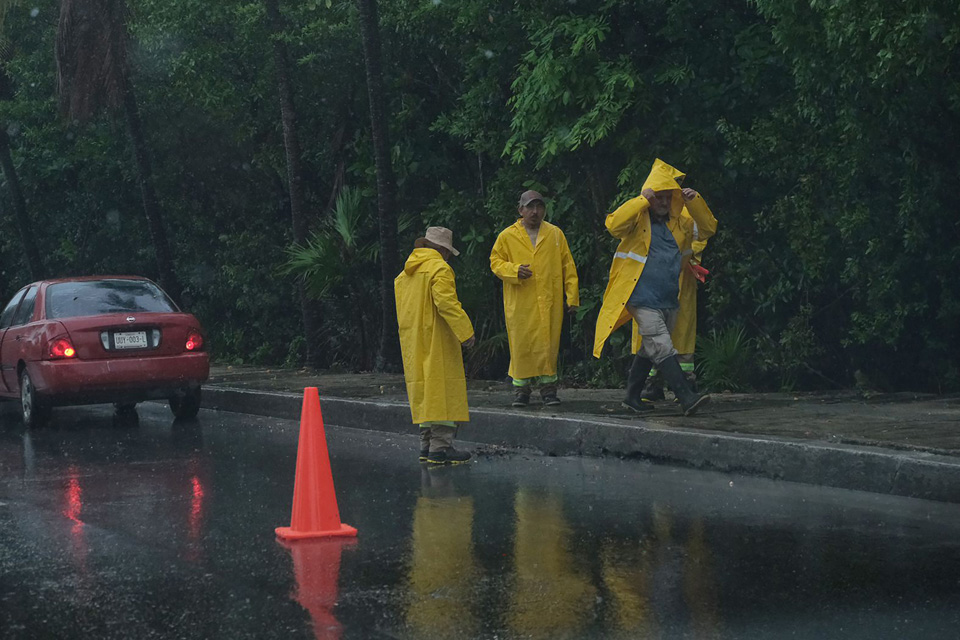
[264,0,327,368]
[356,0,400,371]
[0,0,43,280]
[55,0,181,302]
[0,71,43,280]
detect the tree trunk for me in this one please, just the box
[120,74,182,304]
[0,127,44,281]
[356,0,400,372]
[265,0,326,369]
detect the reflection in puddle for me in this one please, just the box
[406,466,477,638]
[184,468,206,564]
[396,476,725,638]
[63,465,92,604]
[601,506,721,638]
[509,490,596,637]
[281,538,356,640]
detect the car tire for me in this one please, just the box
[20,370,49,428]
[170,387,201,420]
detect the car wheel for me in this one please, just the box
[20,370,49,428]
[170,387,201,420]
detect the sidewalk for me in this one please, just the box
[203,365,960,503]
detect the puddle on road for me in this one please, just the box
[2,407,959,639]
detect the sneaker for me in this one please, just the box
[622,397,655,413]
[512,388,531,407]
[419,446,429,462]
[427,448,472,465]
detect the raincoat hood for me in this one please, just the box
[641,158,687,218]
[404,248,444,275]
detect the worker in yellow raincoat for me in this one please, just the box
[490,190,579,407]
[593,159,717,416]
[395,227,476,465]
[640,235,709,402]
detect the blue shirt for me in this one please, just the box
[627,219,680,310]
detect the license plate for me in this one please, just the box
[114,331,148,349]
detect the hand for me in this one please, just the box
[462,335,476,348]
[518,264,533,279]
[566,305,579,315]
[641,188,655,201]
[681,188,699,202]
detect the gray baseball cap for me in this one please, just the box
[518,190,545,207]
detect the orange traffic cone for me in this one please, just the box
[276,388,358,540]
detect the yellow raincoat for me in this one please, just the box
[395,248,475,424]
[593,159,717,358]
[490,220,579,380]
[669,236,709,356]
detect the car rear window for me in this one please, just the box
[46,280,177,319]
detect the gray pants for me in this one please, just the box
[626,306,678,365]
[419,421,456,452]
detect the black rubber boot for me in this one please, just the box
[659,355,710,416]
[640,370,665,402]
[427,448,472,465]
[622,355,655,413]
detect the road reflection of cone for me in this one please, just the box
[280,538,357,640]
[276,387,357,540]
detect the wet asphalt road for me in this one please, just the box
[1,403,959,640]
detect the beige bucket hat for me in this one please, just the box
[424,226,460,256]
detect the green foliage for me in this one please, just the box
[0,0,957,389]
[696,325,755,393]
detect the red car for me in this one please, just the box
[0,276,209,426]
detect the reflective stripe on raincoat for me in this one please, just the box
[490,220,579,380]
[594,158,717,358]
[395,248,475,424]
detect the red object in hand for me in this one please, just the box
[688,263,710,283]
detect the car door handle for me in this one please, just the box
[14,335,22,342]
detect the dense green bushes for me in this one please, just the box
[1,0,958,390]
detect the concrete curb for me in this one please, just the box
[203,386,960,504]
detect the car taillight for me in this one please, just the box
[50,338,77,359]
[185,331,204,351]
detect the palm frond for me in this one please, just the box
[282,233,345,300]
[329,186,364,251]
[695,325,754,392]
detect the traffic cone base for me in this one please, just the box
[275,523,358,541]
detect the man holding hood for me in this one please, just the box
[593,159,717,416]
[490,189,579,407]
[396,227,476,464]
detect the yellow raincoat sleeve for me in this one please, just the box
[559,232,580,307]
[431,267,475,343]
[490,234,521,284]
[683,195,717,241]
[604,195,650,239]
